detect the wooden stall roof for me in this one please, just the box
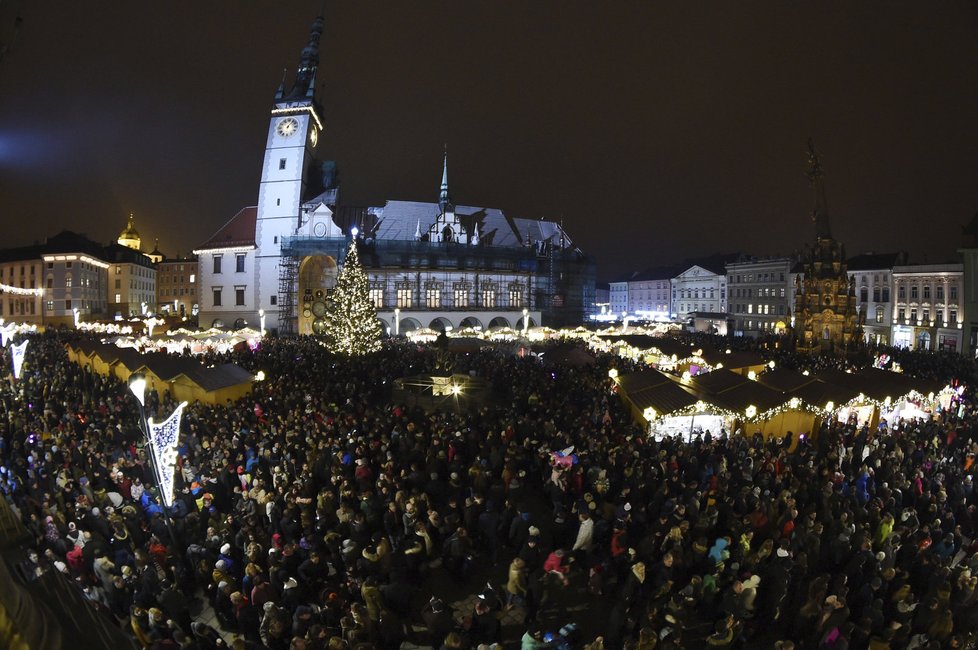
[756,368,817,393]
[65,341,253,392]
[687,368,750,394]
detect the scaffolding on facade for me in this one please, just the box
[277,253,300,336]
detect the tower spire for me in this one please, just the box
[289,16,324,99]
[439,146,450,212]
[275,68,287,100]
[806,137,832,241]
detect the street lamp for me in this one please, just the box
[259,308,266,336]
[394,307,400,337]
[522,308,529,335]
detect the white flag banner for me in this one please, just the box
[0,325,11,348]
[11,340,28,379]
[147,401,188,508]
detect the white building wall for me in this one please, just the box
[671,266,724,318]
[892,264,964,351]
[196,247,258,329]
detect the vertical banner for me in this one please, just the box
[0,325,11,347]
[11,340,28,379]
[147,401,188,508]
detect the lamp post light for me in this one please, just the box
[394,308,400,337]
[259,308,266,337]
[522,308,529,335]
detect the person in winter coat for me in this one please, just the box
[361,575,384,622]
[506,557,528,605]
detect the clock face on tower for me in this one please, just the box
[276,117,299,137]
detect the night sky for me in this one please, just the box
[1,2,976,282]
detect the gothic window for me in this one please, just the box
[396,289,413,309]
[369,288,384,308]
[425,282,443,309]
[508,282,524,308]
[481,284,497,308]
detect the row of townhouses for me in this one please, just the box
[0,221,197,327]
[610,251,971,354]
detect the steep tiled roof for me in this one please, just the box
[195,207,257,251]
[363,200,574,250]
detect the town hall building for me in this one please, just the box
[196,16,594,335]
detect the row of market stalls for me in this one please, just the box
[87,326,263,357]
[66,340,255,406]
[616,364,955,443]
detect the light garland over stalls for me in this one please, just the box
[0,321,38,347]
[752,397,835,423]
[652,399,739,423]
[0,282,44,297]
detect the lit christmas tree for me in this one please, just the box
[323,240,383,355]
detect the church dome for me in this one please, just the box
[118,213,142,250]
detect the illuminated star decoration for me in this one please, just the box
[11,340,28,378]
[147,401,188,508]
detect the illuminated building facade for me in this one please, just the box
[156,255,198,318]
[671,255,736,319]
[196,16,594,334]
[626,267,676,320]
[845,253,904,346]
[726,257,797,337]
[891,263,963,351]
[104,243,156,319]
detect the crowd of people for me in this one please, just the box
[2,329,978,650]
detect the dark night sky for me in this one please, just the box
[1,2,976,282]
